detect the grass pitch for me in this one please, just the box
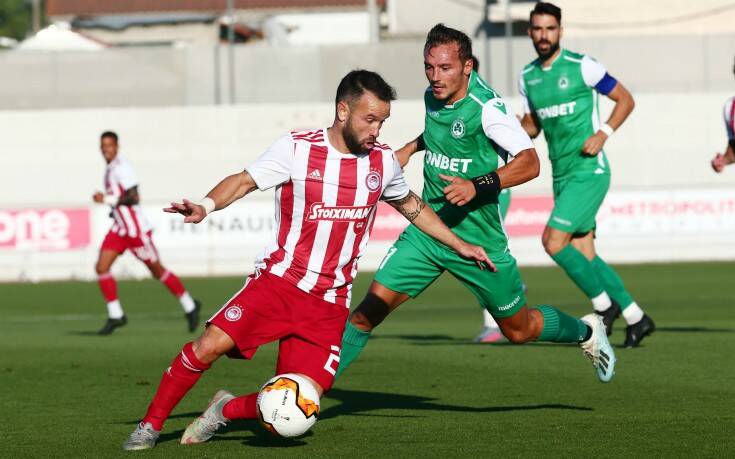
[2,262,734,457]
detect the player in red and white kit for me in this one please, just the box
[122,70,492,450]
[711,58,735,172]
[93,131,200,335]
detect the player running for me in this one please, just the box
[93,131,200,335]
[122,70,491,450]
[335,25,616,385]
[519,2,654,347]
[710,57,735,172]
[395,55,512,344]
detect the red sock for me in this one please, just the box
[222,393,259,420]
[160,270,186,298]
[142,342,211,431]
[97,273,117,302]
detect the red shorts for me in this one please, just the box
[208,270,348,392]
[101,229,159,263]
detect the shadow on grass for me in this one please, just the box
[655,326,734,333]
[67,331,102,336]
[321,388,592,420]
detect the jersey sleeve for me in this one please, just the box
[482,98,535,157]
[115,160,139,191]
[724,98,735,141]
[380,154,410,202]
[581,55,617,95]
[518,71,532,114]
[245,133,295,191]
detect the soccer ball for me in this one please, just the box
[257,373,320,437]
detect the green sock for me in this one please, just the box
[537,305,589,343]
[334,321,371,380]
[550,245,605,299]
[590,256,634,310]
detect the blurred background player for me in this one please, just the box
[710,57,735,172]
[93,131,200,335]
[519,2,654,347]
[336,24,616,385]
[121,70,491,450]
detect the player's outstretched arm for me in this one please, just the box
[583,82,635,155]
[711,143,735,172]
[438,148,540,206]
[164,171,258,223]
[387,191,495,271]
[395,133,425,168]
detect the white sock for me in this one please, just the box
[482,308,498,328]
[106,300,124,319]
[622,302,644,325]
[591,292,612,312]
[179,292,196,313]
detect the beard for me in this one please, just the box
[533,39,560,61]
[343,120,372,155]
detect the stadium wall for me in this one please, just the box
[0,33,733,110]
[1,93,734,281]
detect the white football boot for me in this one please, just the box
[181,389,235,444]
[580,314,616,383]
[122,422,160,450]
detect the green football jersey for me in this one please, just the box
[405,71,533,256]
[520,48,611,179]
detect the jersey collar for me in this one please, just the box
[540,48,565,72]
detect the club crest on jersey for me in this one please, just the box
[558,75,569,90]
[365,170,382,192]
[224,305,242,321]
[451,118,465,139]
[306,202,373,222]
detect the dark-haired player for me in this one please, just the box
[122,70,491,450]
[519,2,654,347]
[335,24,616,384]
[93,131,200,335]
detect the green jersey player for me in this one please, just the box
[520,2,654,347]
[335,24,617,384]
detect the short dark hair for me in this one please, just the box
[424,23,473,64]
[471,55,480,72]
[100,131,118,143]
[335,70,396,106]
[530,2,562,24]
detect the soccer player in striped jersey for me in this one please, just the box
[711,59,735,172]
[519,2,654,347]
[93,131,200,335]
[122,70,491,450]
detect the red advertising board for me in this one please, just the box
[0,208,91,250]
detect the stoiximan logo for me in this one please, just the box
[451,118,465,139]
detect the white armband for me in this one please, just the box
[600,123,615,137]
[103,195,118,206]
[198,197,216,215]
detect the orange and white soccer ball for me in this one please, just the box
[257,373,320,437]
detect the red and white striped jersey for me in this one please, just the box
[104,155,152,238]
[247,128,410,308]
[724,96,735,141]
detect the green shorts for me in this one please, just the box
[547,172,610,234]
[374,230,526,318]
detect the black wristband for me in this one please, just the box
[729,138,735,151]
[416,134,426,152]
[471,171,501,197]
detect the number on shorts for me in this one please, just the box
[323,345,341,376]
[378,246,398,270]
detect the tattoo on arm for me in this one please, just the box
[389,191,425,222]
[117,186,139,206]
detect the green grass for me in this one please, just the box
[1,262,734,457]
